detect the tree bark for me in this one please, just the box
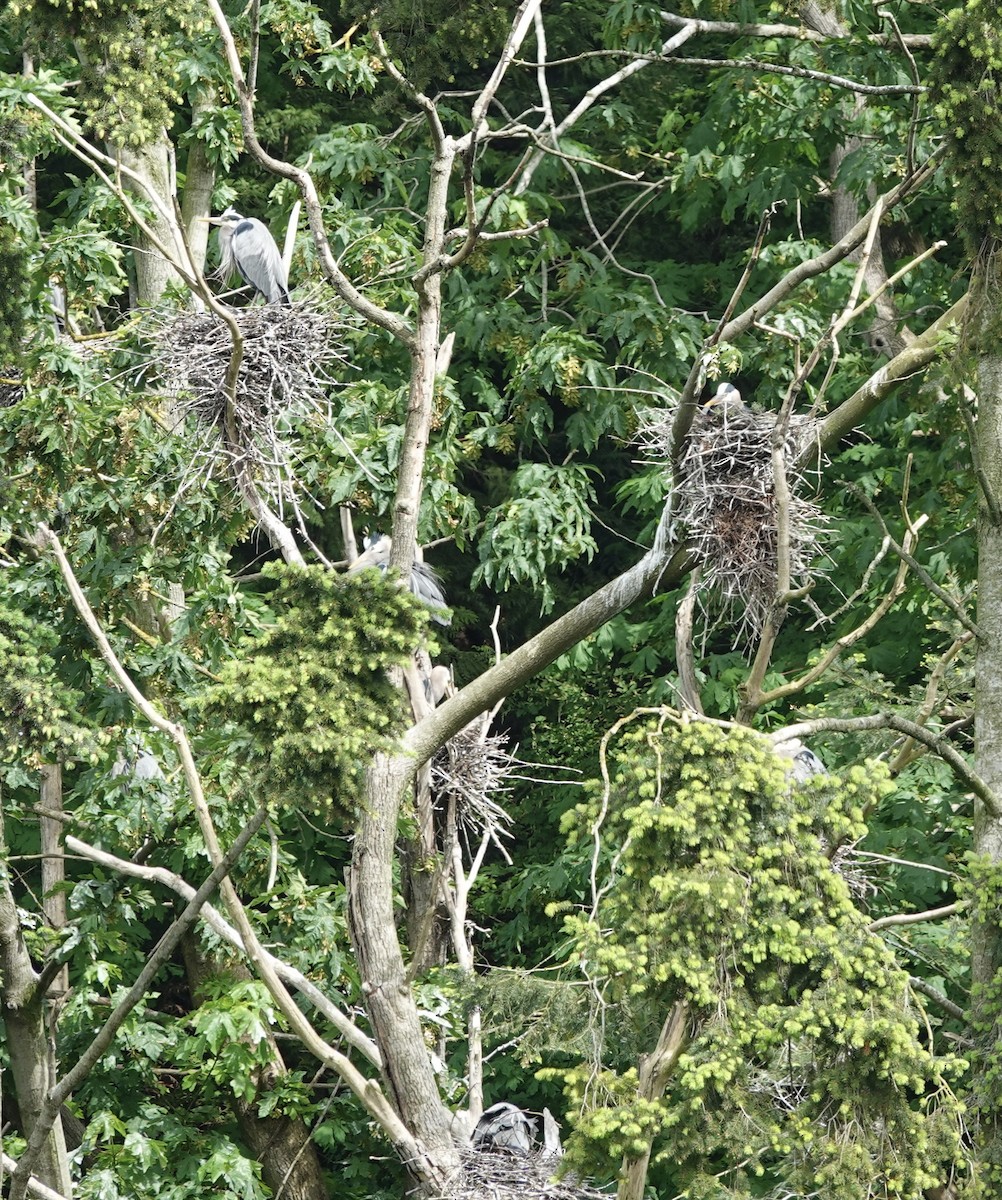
[39,765,68,1003]
[973,267,1002,1173]
[0,804,71,1197]
[348,754,460,1194]
[113,134,184,306]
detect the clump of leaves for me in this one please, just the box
[198,562,429,819]
[547,715,968,1199]
[0,600,97,765]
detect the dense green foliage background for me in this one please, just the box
[0,0,987,1195]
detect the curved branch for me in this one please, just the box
[776,713,996,814]
[65,834,382,1068]
[658,9,932,48]
[203,0,414,346]
[868,902,961,932]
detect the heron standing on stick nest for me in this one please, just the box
[206,207,291,305]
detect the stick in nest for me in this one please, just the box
[434,1149,610,1200]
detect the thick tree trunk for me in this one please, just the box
[181,938,330,1200]
[179,92,217,282]
[0,807,71,1196]
[348,753,460,1194]
[973,281,1002,1174]
[801,0,913,359]
[39,765,68,1002]
[617,1004,687,1200]
[113,134,184,306]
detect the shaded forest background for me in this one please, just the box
[0,0,998,1196]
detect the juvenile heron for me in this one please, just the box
[775,737,827,782]
[703,381,744,411]
[347,533,451,626]
[472,1103,537,1156]
[207,207,290,305]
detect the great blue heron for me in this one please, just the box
[703,381,744,411]
[775,737,826,783]
[472,1103,537,1156]
[347,533,451,626]
[206,207,290,305]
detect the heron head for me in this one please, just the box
[702,381,743,409]
[204,207,244,229]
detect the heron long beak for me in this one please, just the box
[199,216,224,226]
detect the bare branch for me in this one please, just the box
[203,0,414,346]
[909,976,966,1022]
[515,18,699,195]
[667,56,923,95]
[65,834,382,1067]
[846,485,979,636]
[890,632,975,775]
[868,902,961,932]
[777,713,996,814]
[13,809,266,1200]
[658,9,932,48]
[751,515,925,710]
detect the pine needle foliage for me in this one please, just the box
[931,0,1002,255]
[549,716,968,1199]
[0,600,96,765]
[198,562,429,819]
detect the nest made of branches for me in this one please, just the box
[431,723,516,838]
[437,1150,611,1200]
[147,299,357,500]
[0,368,22,408]
[645,400,826,642]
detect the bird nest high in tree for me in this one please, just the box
[645,383,827,643]
[148,300,358,513]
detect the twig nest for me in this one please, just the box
[644,397,826,642]
[431,724,515,835]
[151,299,353,432]
[145,298,358,507]
[434,1150,607,1200]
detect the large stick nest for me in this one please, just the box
[431,724,516,837]
[436,1150,611,1200]
[643,400,826,641]
[146,299,357,504]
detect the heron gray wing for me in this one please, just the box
[230,218,290,305]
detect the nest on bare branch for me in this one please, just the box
[147,299,357,504]
[431,723,516,837]
[645,401,826,642]
[437,1150,609,1200]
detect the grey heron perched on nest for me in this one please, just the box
[472,1103,537,1156]
[207,207,290,305]
[703,380,746,415]
[348,533,451,625]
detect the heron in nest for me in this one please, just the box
[206,207,291,305]
[775,737,827,782]
[348,533,451,626]
[472,1103,537,1156]
[703,380,745,413]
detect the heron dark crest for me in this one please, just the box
[347,533,451,626]
[207,207,290,305]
